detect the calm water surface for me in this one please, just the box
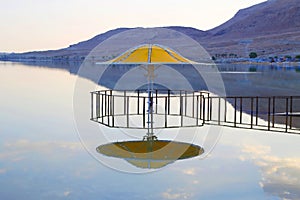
[1,61,300,199]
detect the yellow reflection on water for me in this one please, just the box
[97,140,204,169]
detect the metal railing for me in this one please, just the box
[91,90,207,129]
[91,90,300,134]
[206,95,300,134]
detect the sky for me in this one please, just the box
[0,0,266,53]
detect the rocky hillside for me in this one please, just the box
[210,0,300,38]
[205,0,300,58]
[1,0,299,61]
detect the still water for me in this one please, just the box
[1,61,300,199]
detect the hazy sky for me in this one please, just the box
[0,0,266,53]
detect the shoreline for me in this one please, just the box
[220,61,300,66]
[1,57,300,67]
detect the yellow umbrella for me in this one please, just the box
[95,44,203,169]
[97,44,197,140]
[102,44,194,65]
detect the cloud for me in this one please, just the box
[0,139,84,163]
[241,144,300,199]
[162,189,191,200]
[4,139,83,152]
[241,144,271,156]
[0,168,7,174]
[64,191,71,197]
[182,168,196,175]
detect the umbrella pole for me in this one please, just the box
[144,45,157,141]
[144,63,157,141]
[151,78,154,136]
[147,79,151,137]
[147,74,155,139]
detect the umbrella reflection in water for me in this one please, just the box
[97,139,204,169]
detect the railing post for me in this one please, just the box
[101,94,104,123]
[107,94,110,126]
[185,91,187,116]
[91,92,94,120]
[109,90,112,115]
[285,97,289,132]
[272,97,275,128]
[251,97,254,128]
[256,97,259,126]
[234,97,237,127]
[200,94,203,120]
[209,95,212,121]
[218,97,221,125]
[290,96,293,129]
[165,96,168,128]
[268,97,271,131]
[192,92,195,118]
[124,91,126,115]
[168,90,170,115]
[104,91,107,117]
[180,92,183,127]
[127,96,129,128]
[155,90,158,114]
[143,97,146,128]
[196,95,199,126]
[96,92,100,118]
[206,93,210,121]
[112,95,114,127]
[224,97,227,123]
[240,97,243,124]
[203,97,206,123]
[137,90,140,115]
[179,91,182,115]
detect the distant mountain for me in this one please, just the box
[166,26,211,41]
[1,0,299,61]
[0,28,132,61]
[205,0,300,57]
[67,28,131,51]
[209,0,300,38]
